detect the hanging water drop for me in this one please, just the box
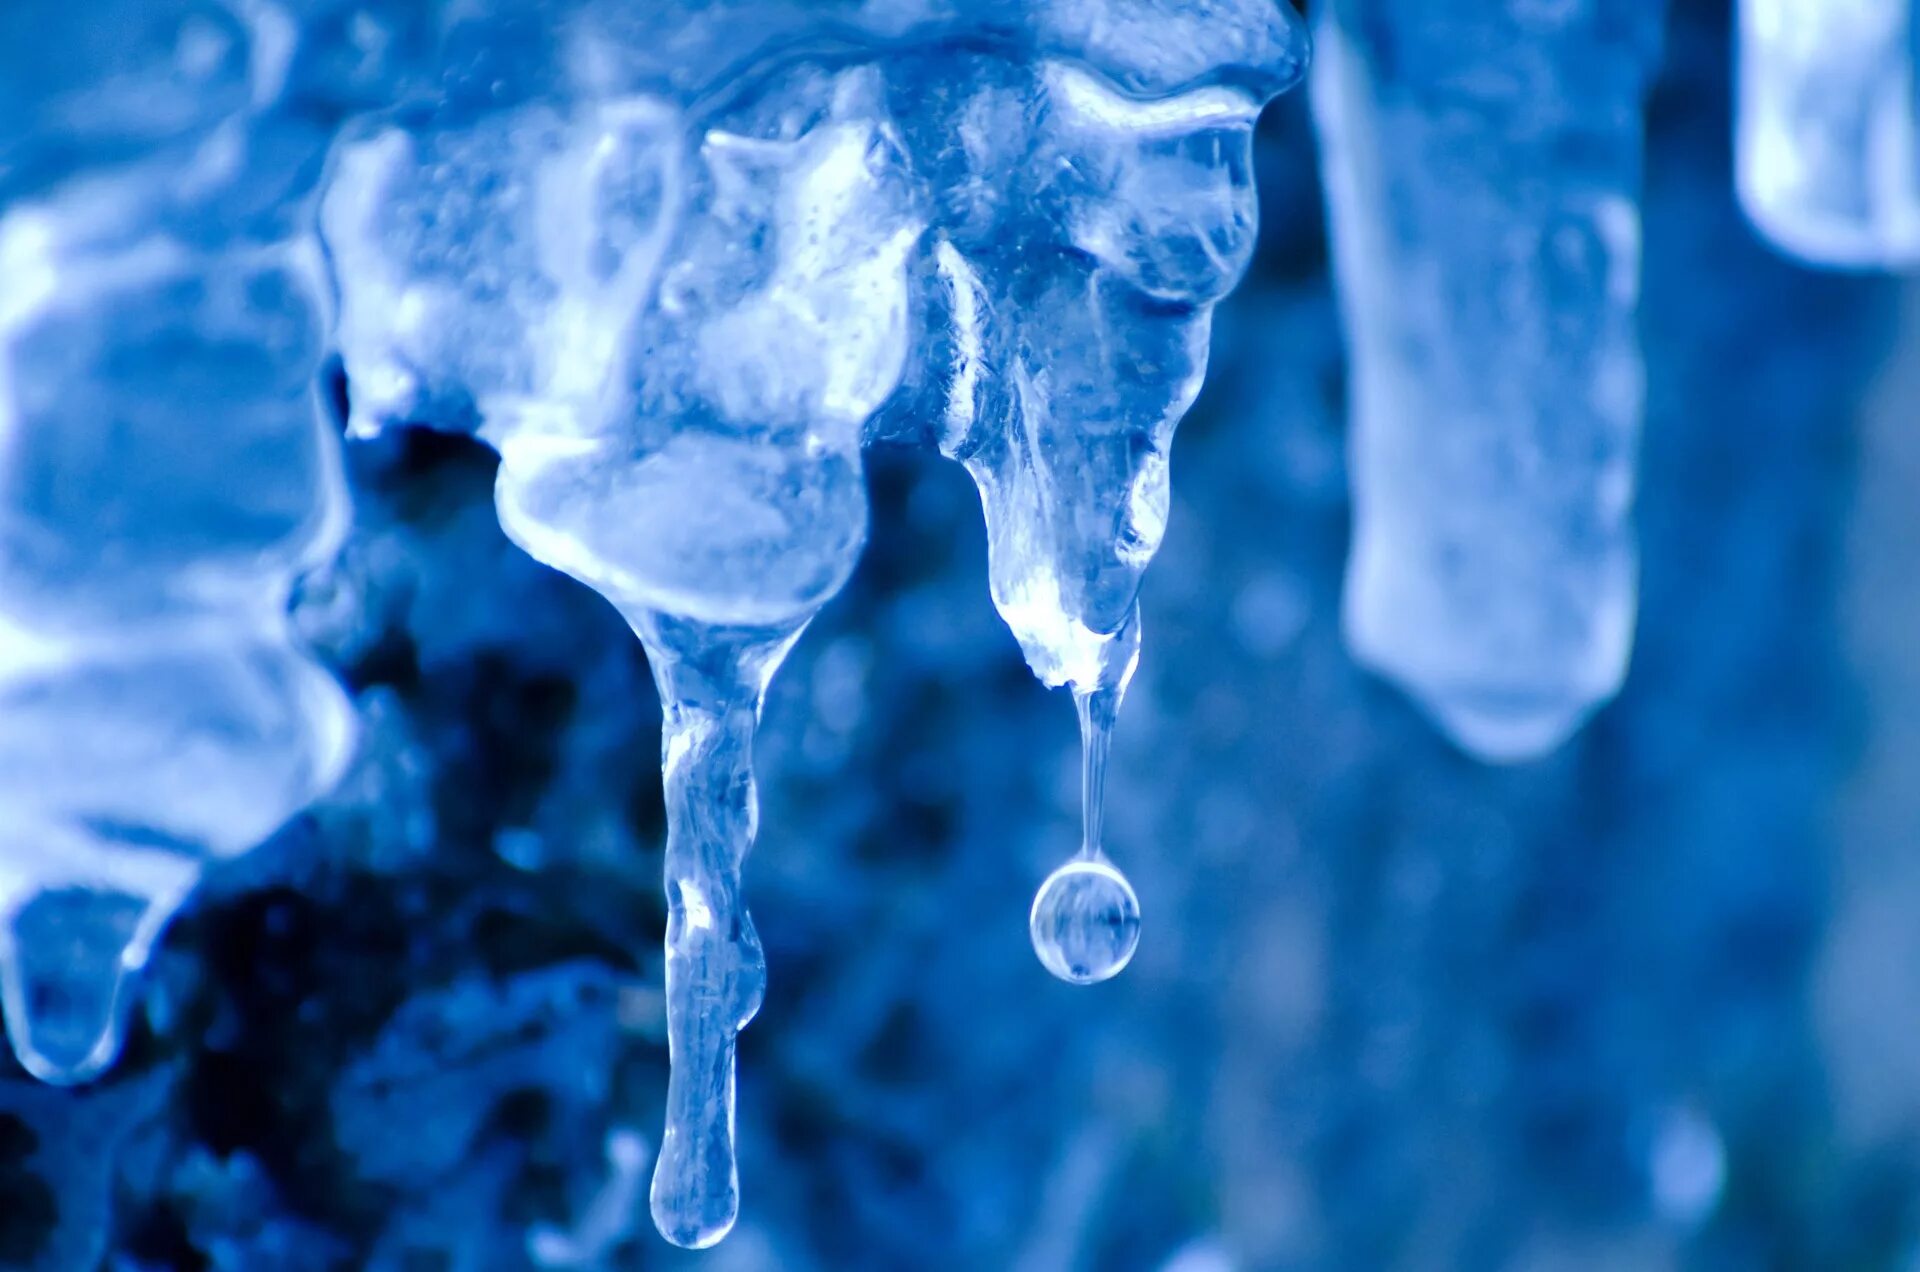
[1032,674,1141,985]
[1030,857,1141,985]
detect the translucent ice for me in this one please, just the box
[323,12,917,1246]
[0,0,399,1082]
[882,7,1306,971]
[1030,678,1142,984]
[1311,0,1664,762]
[322,0,1306,1242]
[1737,0,1920,268]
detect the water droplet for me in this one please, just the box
[1030,857,1140,984]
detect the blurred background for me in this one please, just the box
[6,0,1920,1268]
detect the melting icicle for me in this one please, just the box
[1031,676,1141,985]
[636,614,792,1248]
[887,14,1307,982]
[1310,0,1665,762]
[1736,0,1920,269]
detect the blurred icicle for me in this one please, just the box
[1737,0,1920,269]
[1311,0,1665,761]
[0,0,392,1085]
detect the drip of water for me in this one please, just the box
[1031,620,1142,986]
[636,613,796,1250]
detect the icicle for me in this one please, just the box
[0,0,363,1084]
[629,614,794,1249]
[1736,0,1920,269]
[897,13,1307,980]
[325,42,920,1245]
[1311,1,1665,762]
[322,0,1305,1240]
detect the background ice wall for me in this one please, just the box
[6,1,1920,1270]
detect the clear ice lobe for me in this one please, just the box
[1031,858,1142,984]
[1310,0,1664,763]
[1736,0,1920,269]
[0,0,386,1084]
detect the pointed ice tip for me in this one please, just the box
[1342,599,1629,764]
[1349,645,1620,763]
[7,1013,122,1087]
[1736,186,1920,274]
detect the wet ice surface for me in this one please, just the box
[1311,0,1665,762]
[1737,0,1920,268]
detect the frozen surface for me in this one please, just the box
[1311,0,1664,761]
[1736,0,1920,268]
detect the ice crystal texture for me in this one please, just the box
[1311,0,1665,761]
[1737,0,1920,268]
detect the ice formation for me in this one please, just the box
[321,0,1304,1246]
[3,0,1914,1263]
[883,26,1306,976]
[0,0,395,1085]
[1736,0,1920,269]
[1310,0,1665,762]
[322,29,915,1249]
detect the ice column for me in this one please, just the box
[323,49,919,1246]
[885,5,1307,977]
[1312,1,1665,762]
[0,0,368,1084]
[1737,0,1920,268]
